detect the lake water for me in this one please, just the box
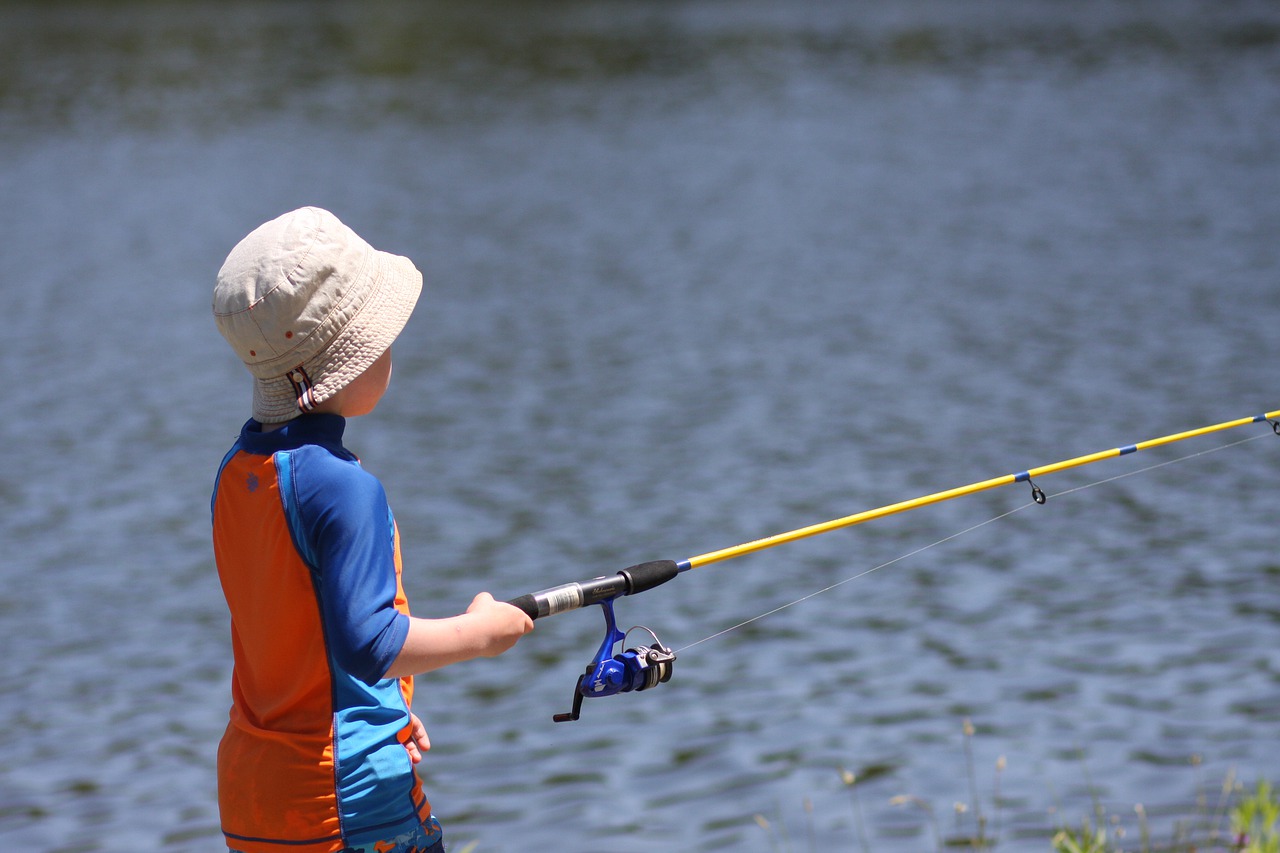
[2,1,1279,851]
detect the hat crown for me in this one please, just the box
[213,206,422,424]
[213,207,372,377]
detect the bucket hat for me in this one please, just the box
[213,207,422,423]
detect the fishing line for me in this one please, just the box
[676,429,1273,653]
[507,409,1279,721]
[674,505,1031,654]
[1046,430,1267,500]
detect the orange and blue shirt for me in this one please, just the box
[211,415,434,852]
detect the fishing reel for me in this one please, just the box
[553,597,676,723]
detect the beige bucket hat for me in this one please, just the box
[213,207,422,423]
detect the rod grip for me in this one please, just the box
[618,559,680,594]
[506,559,680,620]
[507,594,540,621]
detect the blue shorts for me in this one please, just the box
[341,815,444,853]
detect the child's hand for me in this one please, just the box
[465,591,535,656]
[385,593,536,677]
[403,713,430,764]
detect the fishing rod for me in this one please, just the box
[507,409,1280,721]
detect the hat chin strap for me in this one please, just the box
[288,365,317,413]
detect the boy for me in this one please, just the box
[210,207,534,853]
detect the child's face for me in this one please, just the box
[335,347,393,418]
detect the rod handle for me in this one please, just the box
[507,593,540,621]
[619,559,681,594]
[506,560,680,620]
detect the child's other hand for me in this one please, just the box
[465,591,534,656]
[403,713,430,764]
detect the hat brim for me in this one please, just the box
[252,248,422,423]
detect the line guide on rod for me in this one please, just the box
[507,409,1280,721]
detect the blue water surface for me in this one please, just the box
[1,2,1278,850]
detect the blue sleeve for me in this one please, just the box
[290,449,410,685]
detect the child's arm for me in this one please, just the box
[383,592,534,679]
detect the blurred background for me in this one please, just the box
[1,1,1278,850]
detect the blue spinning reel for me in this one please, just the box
[553,597,675,722]
[508,560,680,722]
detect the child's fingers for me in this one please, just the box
[404,713,430,763]
[466,591,496,612]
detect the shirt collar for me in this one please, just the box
[238,413,349,455]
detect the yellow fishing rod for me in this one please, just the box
[681,408,1280,570]
[508,408,1280,721]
